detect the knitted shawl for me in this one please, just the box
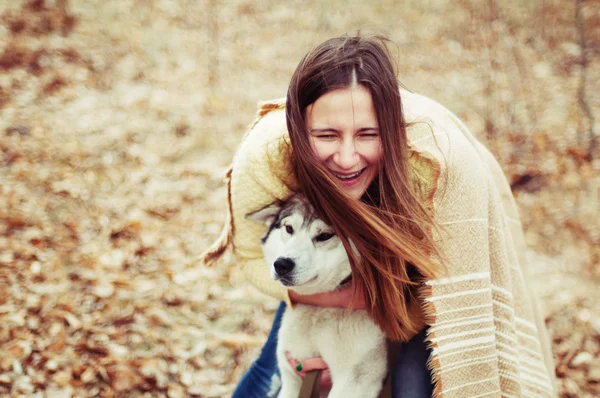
[201,90,556,397]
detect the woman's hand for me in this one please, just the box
[288,281,367,309]
[285,352,332,392]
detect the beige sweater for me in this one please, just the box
[202,90,556,397]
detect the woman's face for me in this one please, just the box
[305,85,383,200]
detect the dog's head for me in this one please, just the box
[246,195,352,295]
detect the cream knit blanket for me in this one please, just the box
[201,90,556,397]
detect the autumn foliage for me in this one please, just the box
[0,0,598,397]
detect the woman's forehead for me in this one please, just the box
[306,86,377,128]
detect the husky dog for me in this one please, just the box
[247,195,387,398]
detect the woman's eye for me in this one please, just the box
[285,225,294,234]
[317,135,336,139]
[359,133,379,138]
[315,233,334,242]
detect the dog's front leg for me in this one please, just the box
[324,334,387,398]
[326,370,385,398]
[276,348,303,398]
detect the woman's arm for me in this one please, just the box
[288,282,367,309]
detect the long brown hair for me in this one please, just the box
[286,35,443,341]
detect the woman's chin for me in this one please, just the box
[344,182,369,200]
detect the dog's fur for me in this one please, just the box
[247,195,387,398]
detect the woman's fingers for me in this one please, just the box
[285,351,328,375]
[297,356,329,372]
[284,352,306,377]
[319,369,333,391]
[284,352,333,392]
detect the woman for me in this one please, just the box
[202,35,556,397]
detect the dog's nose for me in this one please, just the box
[274,257,295,276]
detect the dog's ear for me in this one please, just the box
[245,202,281,226]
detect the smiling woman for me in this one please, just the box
[202,33,556,398]
[285,36,440,344]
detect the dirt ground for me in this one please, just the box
[0,0,599,397]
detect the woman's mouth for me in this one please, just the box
[332,168,366,186]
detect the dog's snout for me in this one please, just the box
[274,257,295,276]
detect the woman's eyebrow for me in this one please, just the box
[310,127,379,133]
[310,128,339,133]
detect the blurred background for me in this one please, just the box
[0,0,598,397]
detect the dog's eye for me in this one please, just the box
[315,233,334,242]
[285,225,294,234]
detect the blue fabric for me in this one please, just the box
[232,302,433,397]
[391,328,433,397]
[232,302,286,398]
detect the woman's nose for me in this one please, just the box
[333,140,359,170]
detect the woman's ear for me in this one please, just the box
[245,202,281,226]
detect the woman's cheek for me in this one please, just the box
[361,142,383,164]
[372,142,383,163]
[310,140,334,163]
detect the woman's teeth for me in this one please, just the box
[334,168,364,181]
